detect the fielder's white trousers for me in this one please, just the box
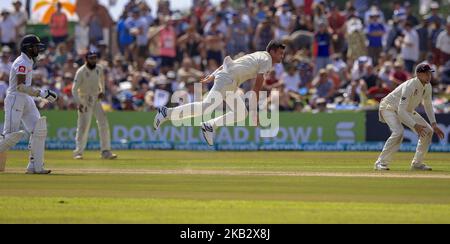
[74,96,111,155]
[167,71,248,128]
[377,109,433,165]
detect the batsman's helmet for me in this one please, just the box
[20,34,46,53]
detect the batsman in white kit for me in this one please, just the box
[374,63,445,171]
[153,40,286,145]
[0,35,57,174]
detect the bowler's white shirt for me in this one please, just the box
[380,77,436,128]
[226,51,272,85]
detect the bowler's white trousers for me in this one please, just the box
[167,71,248,128]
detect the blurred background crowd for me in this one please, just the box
[0,0,449,114]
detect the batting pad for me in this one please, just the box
[29,117,47,171]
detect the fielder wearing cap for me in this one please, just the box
[374,63,445,171]
[72,49,117,160]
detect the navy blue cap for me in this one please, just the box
[415,63,435,73]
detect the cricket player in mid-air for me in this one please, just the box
[153,40,286,145]
[374,63,445,171]
[0,34,57,174]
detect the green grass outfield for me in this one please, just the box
[0,151,449,223]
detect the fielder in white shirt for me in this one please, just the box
[0,35,58,174]
[374,63,445,171]
[153,40,286,145]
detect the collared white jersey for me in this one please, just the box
[224,51,272,85]
[380,77,436,128]
[7,52,34,96]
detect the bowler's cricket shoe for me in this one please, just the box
[153,106,169,130]
[374,161,390,171]
[411,163,432,171]
[201,122,215,146]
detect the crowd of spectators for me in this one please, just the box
[0,0,449,114]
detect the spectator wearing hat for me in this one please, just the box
[0,10,17,53]
[366,9,385,66]
[49,2,68,45]
[399,21,420,73]
[11,0,28,43]
[364,5,385,25]
[436,20,450,65]
[426,2,446,27]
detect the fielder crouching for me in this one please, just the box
[375,63,445,171]
[0,34,57,174]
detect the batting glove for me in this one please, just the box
[39,89,58,103]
